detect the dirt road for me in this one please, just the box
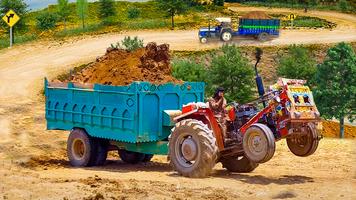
[0,5,355,200]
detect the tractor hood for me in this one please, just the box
[199,27,217,32]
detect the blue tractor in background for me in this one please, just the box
[198,15,281,43]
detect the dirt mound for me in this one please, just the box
[241,11,271,19]
[321,120,356,138]
[70,42,179,85]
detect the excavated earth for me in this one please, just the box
[67,42,179,86]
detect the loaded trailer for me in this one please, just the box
[45,79,204,166]
[198,17,280,43]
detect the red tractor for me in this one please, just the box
[168,77,322,177]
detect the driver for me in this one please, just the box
[208,87,228,140]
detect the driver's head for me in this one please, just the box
[214,87,225,99]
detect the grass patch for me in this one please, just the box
[241,1,355,13]
[0,34,37,49]
[270,14,336,29]
[123,19,170,30]
[54,24,104,37]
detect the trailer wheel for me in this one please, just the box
[220,30,232,42]
[119,150,145,164]
[169,119,218,178]
[94,139,109,166]
[287,123,319,157]
[142,154,154,162]
[243,123,275,163]
[200,37,208,43]
[257,32,269,42]
[221,155,259,173]
[67,128,98,167]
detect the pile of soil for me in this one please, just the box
[70,42,179,85]
[241,11,271,19]
[321,120,356,138]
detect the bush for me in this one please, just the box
[36,12,58,30]
[277,45,316,81]
[172,59,207,82]
[111,36,144,51]
[102,16,117,26]
[127,7,140,19]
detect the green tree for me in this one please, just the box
[172,59,207,82]
[57,0,70,31]
[277,45,316,81]
[313,42,356,138]
[208,45,255,103]
[99,0,116,19]
[36,12,58,30]
[76,0,88,28]
[156,0,189,29]
[0,0,28,31]
[338,0,349,12]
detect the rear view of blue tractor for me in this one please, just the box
[198,15,280,43]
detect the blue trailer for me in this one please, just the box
[45,79,205,166]
[198,17,280,43]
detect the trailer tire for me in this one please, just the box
[287,123,319,157]
[142,154,154,162]
[243,123,275,163]
[220,30,233,42]
[257,32,269,42]
[221,155,259,173]
[119,150,145,164]
[169,119,218,178]
[94,139,109,166]
[67,128,98,167]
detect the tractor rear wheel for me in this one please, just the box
[221,155,259,173]
[220,30,233,42]
[257,32,269,42]
[243,123,275,163]
[169,119,218,178]
[67,128,98,167]
[287,123,319,157]
[119,150,145,164]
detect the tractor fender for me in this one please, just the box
[173,108,225,151]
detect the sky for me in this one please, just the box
[24,0,147,11]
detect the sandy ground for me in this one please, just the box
[0,5,355,200]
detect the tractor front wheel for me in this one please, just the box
[169,119,218,178]
[200,37,208,43]
[243,123,275,163]
[287,123,319,157]
[221,155,259,173]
